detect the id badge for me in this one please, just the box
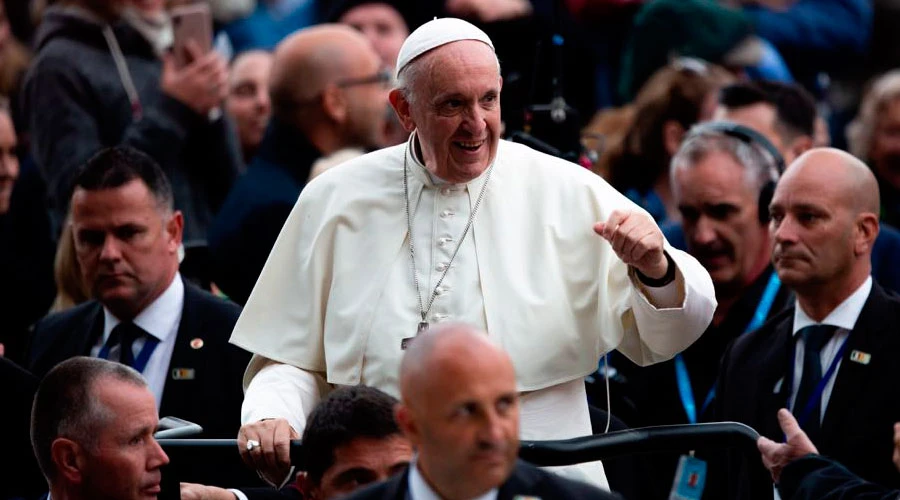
[669,454,707,500]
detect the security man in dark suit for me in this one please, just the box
[344,323,622,500]
[716,148,900,499]
[27,146,250,439]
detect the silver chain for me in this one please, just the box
[403,144,495,323]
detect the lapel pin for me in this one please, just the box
[171,368,196,380]
[190,338,204,349]
[850,350,871,365]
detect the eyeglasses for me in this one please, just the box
[336,70,393,89]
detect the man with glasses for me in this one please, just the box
[208,24,391,305]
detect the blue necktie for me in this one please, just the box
[795,324,838,440]
[109,322,144,368]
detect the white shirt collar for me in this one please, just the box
[102,273,184,343]
[792,276,872,335]
[408,458,498,500]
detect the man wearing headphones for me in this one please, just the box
[608,122,794,499]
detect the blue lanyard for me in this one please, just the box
[98,333,160,374]
[676,273,781,424]
[789,332,852,430]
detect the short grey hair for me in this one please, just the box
[670,125,780,192]
[31,357,148,481]
[395,45,501,106]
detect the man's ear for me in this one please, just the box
[295,471,318,500]
[389,89,416,133]
[321,84,347,124]
[52,438,85,485]
[394,403,419,445]
[166,211,184,253]
[789,135,814,160]
[855,213,880,256]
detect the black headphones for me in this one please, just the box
[685,121,785,224]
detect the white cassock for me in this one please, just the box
[230,132,717,488]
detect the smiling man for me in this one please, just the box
[231,18,716,489]
[31,356,170,500]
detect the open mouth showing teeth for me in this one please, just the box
[455,140,484,151]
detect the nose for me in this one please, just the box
[461,104,487,136]
[149,439,170,469]
[772,215,797,245]
[479,409,506,444]
[257,87,271,115]
[99,234,123,262]
[691,216,718,247]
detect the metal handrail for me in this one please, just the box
[157,421,761,470]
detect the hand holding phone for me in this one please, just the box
[171,3,212,68]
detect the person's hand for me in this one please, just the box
[161,41,228,116]
[180,483,237,500]
[757,409,819,483]
[237,418,299,486]
[594,210,668,279]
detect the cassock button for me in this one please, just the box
[439,210,454,219]
[440,187,451,196]
[436,262,449,271]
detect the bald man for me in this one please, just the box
[209,24,391,305]
[346,323,622,500]
[713,148,900,499]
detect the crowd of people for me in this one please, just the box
[5,0,900,499]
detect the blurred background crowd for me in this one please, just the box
[5,0,900,498]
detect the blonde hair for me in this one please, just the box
[847,70,900,161]
[50,220,90,313]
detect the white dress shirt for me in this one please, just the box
[788,276,871,421]
[409,460,498,500]
[91,273,184,407]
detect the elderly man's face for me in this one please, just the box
[392,40,502,184]
[225,51,273,155]
[79,379,169,499]
[71,179,182,320]
[870,98,900,190]
[303,435,412,500]
[674,150,770,293]
[0,111,19,215]
[339,3,408,69]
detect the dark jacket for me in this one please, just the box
[208,121,321,305]
[23,6,241,242]
[344,460,623,500]
[0,357,44,499]
[713,282,900,500]
[27,279,250,440]
[779,454,900,500]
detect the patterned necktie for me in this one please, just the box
[794,324,838,440]
[110,322,144,368]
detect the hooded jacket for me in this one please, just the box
[23,6,241,243]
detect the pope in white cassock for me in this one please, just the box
[231,18,717,490]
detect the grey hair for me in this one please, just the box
[847,70,900,161]
[395,44,501,106]
[670,125,780,191]
[31,357,148,481]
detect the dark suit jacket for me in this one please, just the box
[779,455,899,500]
[27,278,250,439]
[208,120,321,305]
[714,282,900,500]
[0,357,45,499]
[343,460,623,500]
